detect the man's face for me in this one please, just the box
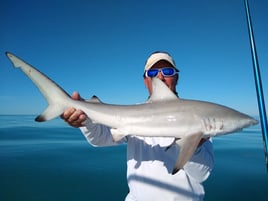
[144,60,178,96]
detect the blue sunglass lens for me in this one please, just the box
[162,68,175,76]
[146,69,159,77]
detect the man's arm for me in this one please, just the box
[183,139,214,183]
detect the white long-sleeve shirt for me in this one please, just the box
[80,120,214,201]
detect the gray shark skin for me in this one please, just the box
[6,52,258,170]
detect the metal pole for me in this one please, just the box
[244,0,268,170]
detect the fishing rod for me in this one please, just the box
[244,0,268,170]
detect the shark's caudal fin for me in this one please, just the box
[6,52,71,122]
[35,104,66,122]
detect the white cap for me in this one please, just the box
[144,52,177,72]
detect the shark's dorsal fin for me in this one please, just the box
[148,78,178,103]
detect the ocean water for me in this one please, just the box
[0,115,267,201]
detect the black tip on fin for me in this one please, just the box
[35,115,45,122]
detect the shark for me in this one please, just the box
[6,52,258,171]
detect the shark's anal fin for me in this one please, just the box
[172,132,203,174]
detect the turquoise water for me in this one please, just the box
[0,115,267,201]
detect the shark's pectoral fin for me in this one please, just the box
[110,128,128,142]
[172,132,203,174]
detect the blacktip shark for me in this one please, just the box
[6,52,258,171]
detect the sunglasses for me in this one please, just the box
[144,67,179,78]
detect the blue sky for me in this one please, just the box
[0,0,267,116]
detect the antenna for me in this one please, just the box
[244,0,268,170]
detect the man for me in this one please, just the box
[61,51,214,201]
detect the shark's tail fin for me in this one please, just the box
[6,52,71,122]
[35,104,66,122]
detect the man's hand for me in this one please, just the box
[61,92,87,128]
